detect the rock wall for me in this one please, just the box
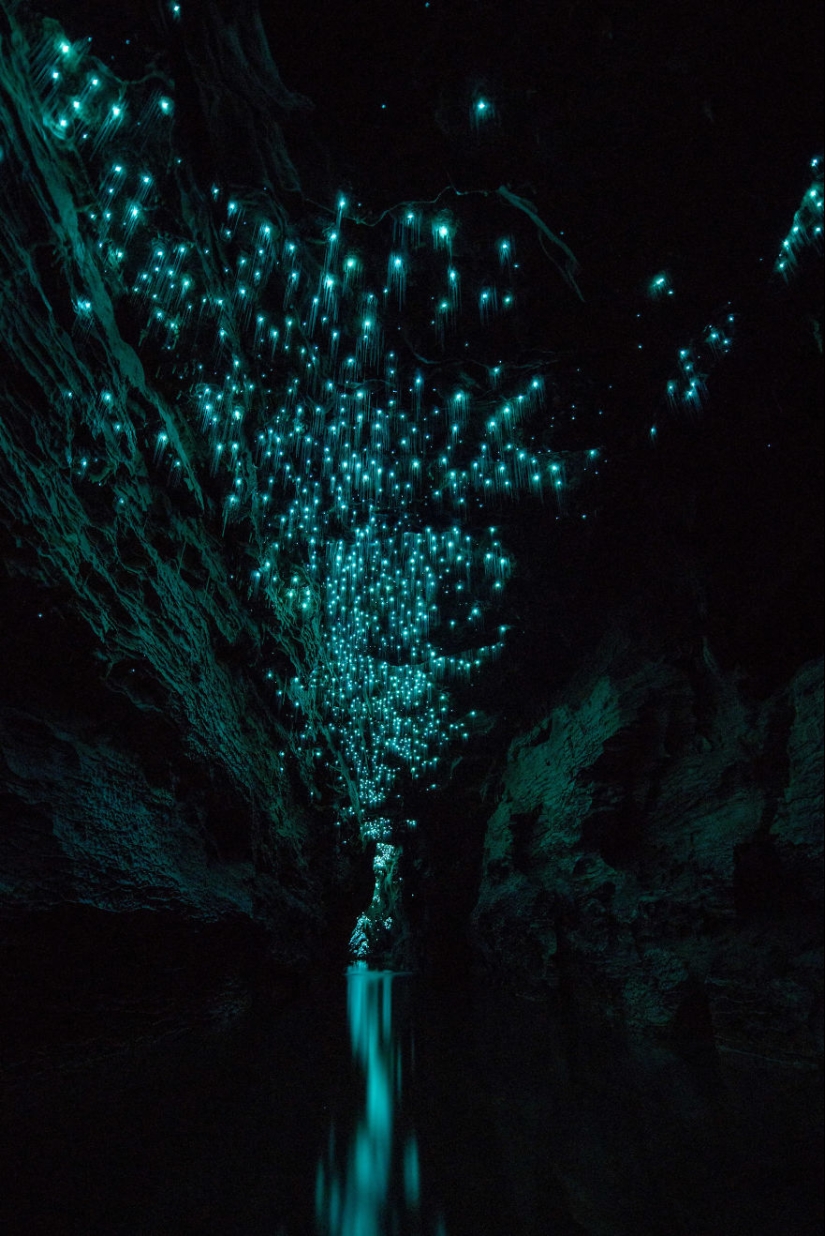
[0,666,355,1072]
[0,4,374,1071]
[473,636,823,1064]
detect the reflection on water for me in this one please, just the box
[2,969,818,1235]
[316,967,446,1236]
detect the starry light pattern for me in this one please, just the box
[8,15,819,884]
[665,310,736,412]
[19,18,600,845]
[775,156,824,278]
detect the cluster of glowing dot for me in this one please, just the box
[24,21,601,832]
[666,311,736,412]
[775,156,824,277]
[17,20,820,838]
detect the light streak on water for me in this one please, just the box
[316,967,446,1236]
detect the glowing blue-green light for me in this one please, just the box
[648,271,672,299]
[35,14,610,904]
[471,96,495,128]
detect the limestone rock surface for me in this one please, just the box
[474,640,823,1064]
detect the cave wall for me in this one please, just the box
[0,573,365,1068]
[0,2,374,1071]
[473,633,823,1063]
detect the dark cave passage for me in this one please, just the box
[1,1,822,1232]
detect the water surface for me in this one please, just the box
[1,971,819,1234]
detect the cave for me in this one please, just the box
[0,1,822,1233]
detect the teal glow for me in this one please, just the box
[775,157,824,277]
[647,271,673,299]
[470,93,495,130]
[12,11,612,924]
[316,971,444,1235]
[666,312,735,411]
[432,214,455,255]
